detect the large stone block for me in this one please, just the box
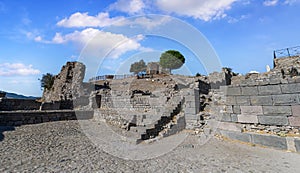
[237,114,258,124]
[241,86,259,96]
[295,139,300,152]
[218,122,242,132]
[185,101,196,108]
[225,96,236,105]
[226,87,241,96]
[262,106,292,115]
[272,94,299,105]
[258,115,289,126]
[292,105,300,117]
[235,96,251,106]
[281,83,300,94]
[258,85,282,95]
[185,114,198,121]
[251,133,287,150]
[232,106,241,114]
[288,117,300,126]
[231,114,238,122]
[185,107,196,114]
[250,95,273,106]
[221,113,232,122]
[225,106,233,113]
[219,130,251,143]
[240,106,263,115]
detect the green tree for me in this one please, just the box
[40,73,55,90]
[195,72,201,77]
[130,60,147,74]
[159,50,185,73]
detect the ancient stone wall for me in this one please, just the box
[0,110,93,126]
[43,61,86,102]
[216,75,300,152]
[0,99,41,111]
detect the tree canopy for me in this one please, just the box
[130,60,147,74]
[159,50,185,73]
[40,73,55,90]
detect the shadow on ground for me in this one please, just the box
[0,126,15,141]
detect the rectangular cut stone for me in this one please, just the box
[258,85,282,95]
[225,96,236,105]
[281,83,300,94]
[292,105,300,117]
[233,106,241,114]
[219,130,251,143]
[241,86,258,96]
[240,106,263,115]
[272,94,299,105]
[235,96,251,106]
[251,133,287,150]
[218,122,242,132]
[231,114,238,122]
[263,106,292,115]
[225,106,233,113]
[250,96,273,106]
[185,101,196,108]
[185,96,196,102]
[185,114,197,121]
[185,107,196,114]
[226,87,241,96]
[221,113,232,122]
[258,115,289,126]
[288,117,300,126]
[237,114,258,124]
[286,137,297,152]
[295,139,300,152]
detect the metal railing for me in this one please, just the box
[89,74,134,82]
[274,46,300,59]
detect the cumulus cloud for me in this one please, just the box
[109,0,145,14]
[0,63,40,76]
[155,0,237,21]
[35,28,146,59]
[57,12,125,28]
[263,0,279,6]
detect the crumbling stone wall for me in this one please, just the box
[43,62,86,102]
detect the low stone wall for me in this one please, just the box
[0,110,93,126]
[218,127,300,152]
[0,99,40,111]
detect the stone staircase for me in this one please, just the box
[136,96,185,141]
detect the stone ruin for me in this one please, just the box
[42,61,86,102]
[1,55,300,152]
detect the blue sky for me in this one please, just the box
[0,0,300,96]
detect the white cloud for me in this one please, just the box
[0,63,40,76]
[114,15,171,30]
[35,28,146,59]
[57,12,125,28]
[227,14,249,23]
[155,0,237,21]
[263,0,279,6]
[109,0,145,14]
[284,0,299,5]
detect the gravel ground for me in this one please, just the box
[0,120,300,173]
